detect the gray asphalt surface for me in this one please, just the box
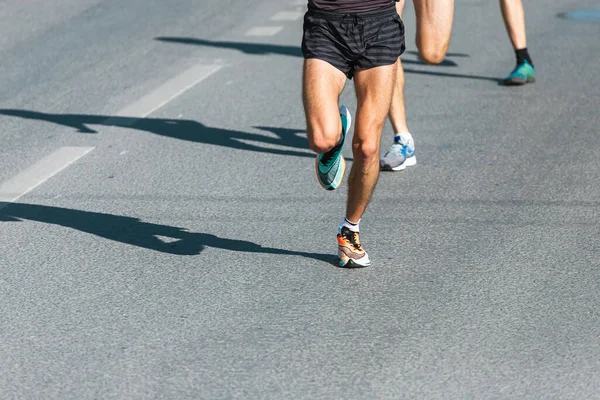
[1,0,600,398]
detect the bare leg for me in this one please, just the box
[302,59,347,154]
[347,62,397,222]
[499,0,527,50]
[499,0,534,84]
[414,0,455,64]
[388,60,409,134]
[387,0,454,137]
[388,0,409,135]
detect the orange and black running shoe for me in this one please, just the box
[337,226,371,268]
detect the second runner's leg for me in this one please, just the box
[500,0,536,85]
[381,0,454,171]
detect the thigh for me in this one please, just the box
[353,62,397,141]
[414,0,454,63]
[302,58,347,142]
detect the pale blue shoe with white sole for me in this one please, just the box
[380,134,416,171]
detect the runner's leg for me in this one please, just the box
[347,62,397,222]
[414,0,455,64]
[383,0,454,171]
[388,0,409,136]
[302,59,346,154]
[500,0,526,50]
[500,0,536,85]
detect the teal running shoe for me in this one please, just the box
[503,60,536,86]
[315,105,351,191]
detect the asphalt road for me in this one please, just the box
[1,0,599,398]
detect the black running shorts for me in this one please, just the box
[301,4,405,79]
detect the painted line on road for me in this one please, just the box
[0,146,94,207]
[245,26,284,36]
[1,64,221,207]
[104,63,222,126]
[270,11,304,21]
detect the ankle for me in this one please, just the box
[394,131,414,146]
[340,217,360,233]
[515,48,534,67]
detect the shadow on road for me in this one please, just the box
[402,68,500,83]
[405,50,470,59]
[0,109,314,159]
[155,36,461,67]
[0,202,335,263]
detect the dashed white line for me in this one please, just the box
[245,26,284,37]
[0,147,94,206]
[270,11,304,21]
[1,62,223,207]
[104,63,222,126]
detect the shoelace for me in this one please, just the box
[384,142,405,157]
[343,231,363,252]
[351,232,363,251]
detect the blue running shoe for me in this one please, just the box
[316,105,351,190]
[380,134,416,171]
[503,60,536,86]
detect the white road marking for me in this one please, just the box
[270,11,304,21]
[120,150,129,156]
[104,63,222,126]
[245,26,283,36]
[154,235,181,244]
[0,147,94,206]
[0,63,223,208]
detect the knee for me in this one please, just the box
[307,123,341,154]
[418,44,448,65]
[352,140,379,162]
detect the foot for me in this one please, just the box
[337,226,371,267]
[380,134,416,171]
[503,60,536,86]
[316,105,351,190]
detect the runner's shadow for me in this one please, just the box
[0,109,314,159]
[155,36,458,66]
[157,37,305,57]
[402,68,500,83]
[0,202,336,263]
[405,50,470,58]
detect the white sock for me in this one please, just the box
[339,217,360,233]
[394,131,414,146]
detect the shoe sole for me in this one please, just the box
[381,155,417,172]
[338,257,371,268]
[315,155,346,190]
[338,247,371,267]
[504,77,535,86]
